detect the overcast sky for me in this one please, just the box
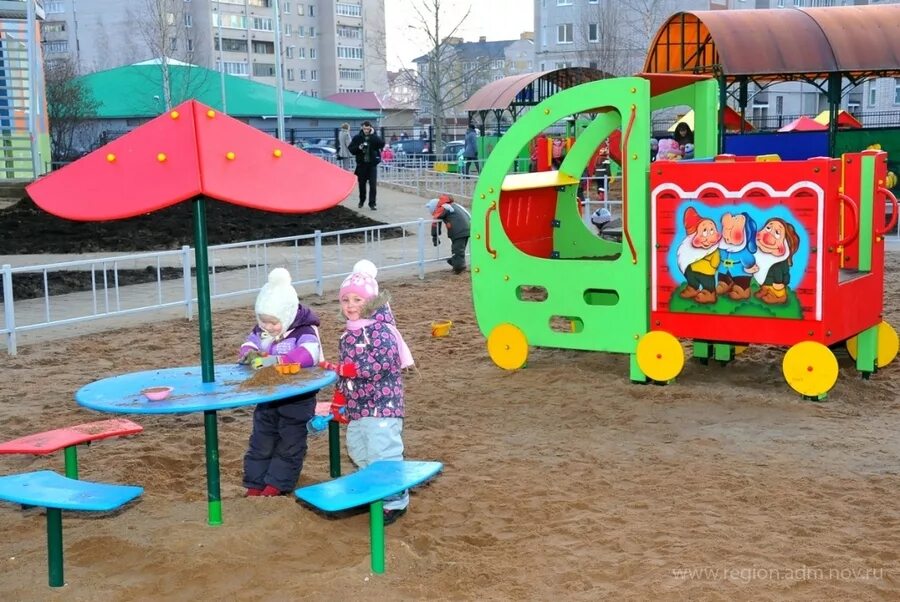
[383,0,535,70]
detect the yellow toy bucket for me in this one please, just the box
[431,319,452,337]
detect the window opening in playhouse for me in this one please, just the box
[549,315,584,334]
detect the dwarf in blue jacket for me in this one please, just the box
[716,212,760,301]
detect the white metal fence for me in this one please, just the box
[0,219,452,355]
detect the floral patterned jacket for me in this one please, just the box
[337,302,405,420]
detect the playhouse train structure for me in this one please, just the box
[469,75,899,399]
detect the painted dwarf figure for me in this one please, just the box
[676,206,721,304]
[753,217,800,305]
[716,212,760,301]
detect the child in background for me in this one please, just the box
[320,260,415,525]
[426,195,471,274]
[238,267,323,497]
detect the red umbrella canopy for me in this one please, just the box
[777,115,828,133]
[27,100,355,221]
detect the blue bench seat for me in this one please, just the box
[0,470,143,587]
[295,460,442,573]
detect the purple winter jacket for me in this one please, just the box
[239,306,321,367]
[338,304,405,420]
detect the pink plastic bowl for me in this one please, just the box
[142,386,173,401]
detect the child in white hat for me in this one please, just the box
[238,267,323,497]
[319,259,414,524]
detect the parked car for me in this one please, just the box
[391,139,434,165]
[440,140,465,162]
[302,145,337,160]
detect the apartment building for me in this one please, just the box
[39,0,387,99]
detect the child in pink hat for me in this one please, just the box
[319,260,414,524]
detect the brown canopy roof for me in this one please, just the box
[464,67,609,112]
[644,5,900,80]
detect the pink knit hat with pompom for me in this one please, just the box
[339,260,379,300]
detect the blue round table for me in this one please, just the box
[76,364,336,525]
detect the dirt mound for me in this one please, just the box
[1,197,393,254]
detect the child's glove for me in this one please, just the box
[238,350,262,365]
[251,355,279,370]
[318,360,358,378]
[331,389,349,424]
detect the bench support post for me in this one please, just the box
[369,500,385,574]
[63,446,78,479]
[46,508,64,587]
[328,421,341,477]
[203,410,223,526]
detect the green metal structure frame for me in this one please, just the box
[470,76,719,381]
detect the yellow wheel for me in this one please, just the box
[636,331,684,382]
[783,341,839,398]
[846,321,899,368]
[487,323,529,370]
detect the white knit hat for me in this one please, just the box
[339,259,379,300]
[255,268,299,330]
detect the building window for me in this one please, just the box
[187,38,193,51]
[309,26,315,37]
[253,41,275,54]
[557,23,573,44]
[184,13,192,28]
[287,68,294,81]
[286,45,294,59]
[248,0,272,7]
[42,21,66,33]
[311,69,318,81]
[43,40,69,53]
[309,4,315,17]
[215,37,248,53]
[220,61,249,76]
[336,3,362,17]
[310,48,317,59]
[297,3,305,15]
[252,17,274,31]
[338,68,362,80]
[298,47,306,58]
[588,23,599,42]
[868,86,876,106]
[297,25,305,37]
[45,1,64,13]
[557,0,573,5]
[284,23,292,36]
[170,38,178,51]
[213,14,249,29]
[337,25,362,39]
[300,69,307,81]
[283,2,290,12]
[337,46,363,60]
[253,63,276,77]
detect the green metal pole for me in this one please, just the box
[370,500,385,574]
[328,420,341,477]
[46,508,63,587]
[193,198,222,525]
[828,73,840,158]
[63,446,78,479]
[204,409,222,526]
[192,197,215,383]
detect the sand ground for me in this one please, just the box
[2,260,900,601]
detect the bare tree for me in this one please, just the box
[403,0,491,150]
[577,0,677,76]
[45,57,100,161]
[128,0,208,111]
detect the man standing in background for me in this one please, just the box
[348,121,385,210]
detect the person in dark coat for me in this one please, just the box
[426,195,471,274]
[347,121,385,210]
[237,268,323,496]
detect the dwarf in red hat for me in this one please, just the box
[675,206,721,304]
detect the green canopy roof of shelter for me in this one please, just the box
[77,59,378,120]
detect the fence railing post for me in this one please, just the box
[417,219,427,280]
[2,264,16,355]
[314,230,324,296]
[182,245,194,320]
